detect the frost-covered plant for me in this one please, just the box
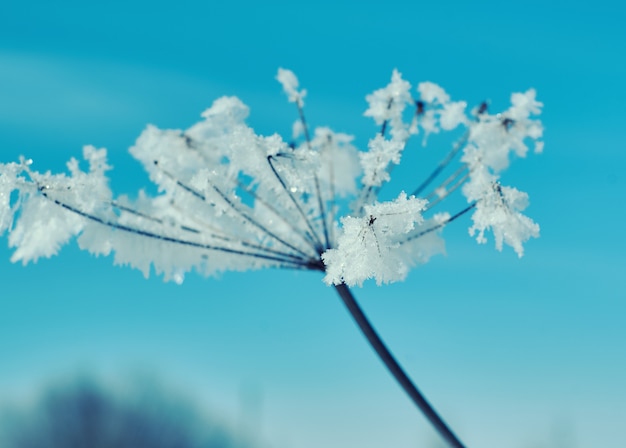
[0,68,543,448]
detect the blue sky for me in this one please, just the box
[1,1,625,447]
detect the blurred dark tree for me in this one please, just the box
[0,378,253,448]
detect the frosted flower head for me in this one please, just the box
[462,89,543,172]
[0,69,543,286]
[466,181,539,257]
[322,192,428,286]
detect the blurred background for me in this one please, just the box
[0,375,255,448]
[0,1,624,447]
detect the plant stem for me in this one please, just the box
[333,283,466,448]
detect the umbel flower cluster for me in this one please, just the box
[0,69,543,448]
[0,69,542,287]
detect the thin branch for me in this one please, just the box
[403,202,477,244]
[154,160,315,260]
[324,136,337,247]
[379,98,393,137]
[39,188,312,269]
[379,120,388,137]
[296,103,312,150]
[352,98,396,217]
[423,169,471,212]
[164,196,310,262]
[109,200,167,225]
[267,155,325,253]
[333,283,466,448]
[234,178,321,253]
[295,103,331,250]
[411,131,469,197]
[424,164,469,202]
[313,175,330,250]
[353,185,375,218]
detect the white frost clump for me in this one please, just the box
[0,161,24,234]
[360,135,405,187]
[463,172,539,257]
[276,68,307,107]
[322,193,427,286]
[417,82,468,140]
[5,146,112,264]
[0,68,543,286]
[462,89,543,172]
[364,69,413,140]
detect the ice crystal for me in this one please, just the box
[0,69,543,286]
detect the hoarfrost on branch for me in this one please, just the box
[0,69,543,286]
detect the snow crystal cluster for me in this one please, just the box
[0,68,543,286]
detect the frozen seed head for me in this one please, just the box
[0,68,543,286]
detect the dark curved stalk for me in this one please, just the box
[333,283,466,448]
